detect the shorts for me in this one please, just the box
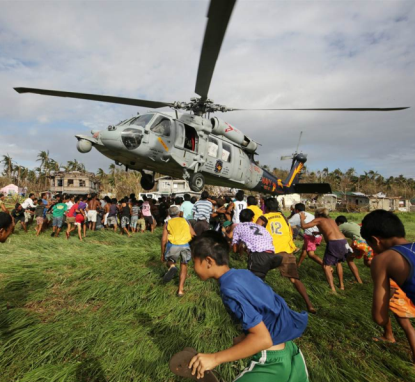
[248,251,283,280]
[14,215,25,223]
[165,242,191,264]
[233,341,309,382]
[36,217,44,225]
[67,217,76,224]
[75,222,82,227]
[303,234,322,252]
[87,210,97,223]
[323,239,348,266]
[75,215,84,225]
[130,216,138,228]
[103,213,109,225]
[121,216,130,228]
[278,253,300,279]
[52,216,64,228]
[389,280,415,318]
[107,216,118,226]
[144,216,154,226]
[194,220,209,236]
[350,239,373,260]
[136,218,146,231]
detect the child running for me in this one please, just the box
[361,210,415,362]
[289,203,323,267]
[11,203,27,233]
[51,195,68,238]
[178,231,309,381]
[335,215,366,284]
[34,199,45,236]
[161,206,195,296]
[300,208,349,293]
[66,196,79,239]
[120,198,131,237]
[258,198,316,313]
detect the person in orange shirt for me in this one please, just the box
[367,253,415,363]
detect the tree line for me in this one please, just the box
[1,153,414,199]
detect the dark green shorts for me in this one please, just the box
[233,341,308,382]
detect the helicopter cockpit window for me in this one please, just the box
[208,137,219,157]
[130,114,154,128]
[121,128,143,150]
[151,117,171,136]
[222,143,232,162]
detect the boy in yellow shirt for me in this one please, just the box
[161,206,196,296]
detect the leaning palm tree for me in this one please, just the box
[1,154,13,178]
[96,168,106,179]
[37,150,52,188]
[37,150,50,170]
[78,163,86,173]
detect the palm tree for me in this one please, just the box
[1,154,13,178]
[37,150,52,188]
[37,150,50,170]
[96,168,106,179]
[27,170,36,184]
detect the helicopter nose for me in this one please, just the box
[99,129,123,150]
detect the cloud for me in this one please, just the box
[0,0,414,181]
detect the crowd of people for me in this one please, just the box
[1,189,415,381]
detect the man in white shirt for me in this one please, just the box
[289,203,323,267]
[21,193,36,223]
[228,190,247,225]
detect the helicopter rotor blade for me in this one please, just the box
[14,87,174,109]
[229,107,409,111]
[195,0,237,102]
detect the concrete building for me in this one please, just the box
[334,191,411,212]
[49,172,100,195]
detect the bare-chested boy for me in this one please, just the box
[300,208,349,293]
[87,194,100,231]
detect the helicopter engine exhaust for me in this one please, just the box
[77,139,93,153]
[210,117,258,152]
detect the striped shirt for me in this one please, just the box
[193,200,213,222]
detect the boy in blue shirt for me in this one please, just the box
[185,231,309,381]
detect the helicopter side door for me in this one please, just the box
[172,121,200,170]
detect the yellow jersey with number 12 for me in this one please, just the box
[263,212,296,254]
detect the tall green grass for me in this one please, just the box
[0,213,415,381]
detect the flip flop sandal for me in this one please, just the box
[169,349,219,382]
[163,266,178,284]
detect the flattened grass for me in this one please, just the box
[1,213,415,381]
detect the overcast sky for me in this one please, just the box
[1,0,414,179]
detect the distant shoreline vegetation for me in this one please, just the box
[2,153,415,199]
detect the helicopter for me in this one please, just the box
[14,0,408,195]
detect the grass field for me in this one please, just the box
[1,212,415,382]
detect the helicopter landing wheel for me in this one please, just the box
[140,173,155,190]
[189,173,205,192]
